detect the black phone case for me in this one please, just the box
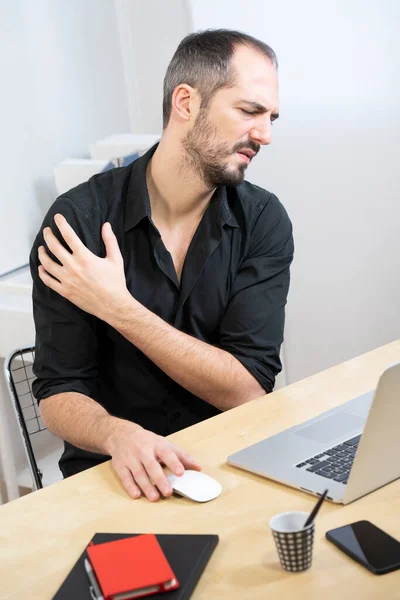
[326,524,400,575]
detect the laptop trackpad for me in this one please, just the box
[294,413,364,444]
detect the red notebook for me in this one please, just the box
[86,533,179,600]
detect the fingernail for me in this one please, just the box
[151,492,158,501]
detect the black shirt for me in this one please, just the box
[30,143,294,477]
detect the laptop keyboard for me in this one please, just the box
[295,434,361,485]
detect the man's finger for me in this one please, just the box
[53,213,88,255]
[102,222,123,264]
[38,247,63,281]
[38,265,63,295]
[142,455,173,497]
[42,227,72,266]
[115,465,141,499]
[172,445,202,471]
[130,461,160,502]
[157,445,185,477]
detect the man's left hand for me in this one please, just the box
[38,214,132,320]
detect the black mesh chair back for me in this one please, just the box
[4,346,45,490]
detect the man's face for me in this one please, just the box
[182,45,279,188]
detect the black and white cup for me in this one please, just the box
[269,511,315,572]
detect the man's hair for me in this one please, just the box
[162,29,278,130]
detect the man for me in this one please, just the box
[30,29,294,502]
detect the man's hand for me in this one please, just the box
[38,214,132,321]
[105,422,202,501]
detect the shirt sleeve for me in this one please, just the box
[218,193,294,393]
[30,195,100,403]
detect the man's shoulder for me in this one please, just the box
[229,179,291,229]
[230,180,293,256]
[60,163,132,215]
[34,163,134,257]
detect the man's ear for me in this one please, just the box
[170,84,198,123]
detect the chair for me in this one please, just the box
[4,346,63,492]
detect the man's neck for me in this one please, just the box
[147,136,216,227]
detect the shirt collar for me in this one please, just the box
[124,143,156,232]
[213,185,239,228]
[124,142,239,232]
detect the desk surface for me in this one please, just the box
[1,340,400,599]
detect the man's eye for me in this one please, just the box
[240,109,256,115]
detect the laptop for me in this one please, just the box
[227,362,400,504]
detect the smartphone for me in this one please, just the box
[326,520,400,575]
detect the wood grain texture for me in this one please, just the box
[1,340,400,599]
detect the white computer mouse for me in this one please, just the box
[167,470,222,502]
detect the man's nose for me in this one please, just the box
[249,118,273,146]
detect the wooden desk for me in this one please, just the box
[1,340,400,599]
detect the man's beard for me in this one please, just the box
[182,108,247,188]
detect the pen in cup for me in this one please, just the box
[304,488,328,528]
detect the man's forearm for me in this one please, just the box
[39,391,140,455]
[107,298,265,411]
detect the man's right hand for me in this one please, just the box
[105,421,202,502]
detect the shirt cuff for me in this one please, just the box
[33,379,93,404]
[231,354,276,394]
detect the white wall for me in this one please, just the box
[0,0,130,275]
[189,0,400,382]
[114,0,191,134]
